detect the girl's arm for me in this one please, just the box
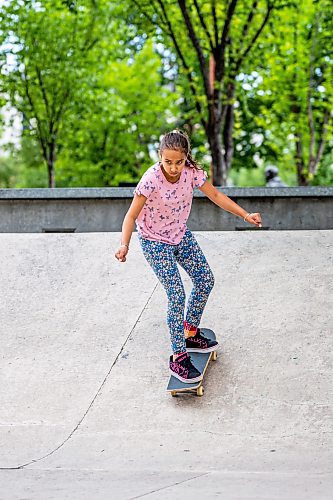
[115,194,147,262]
[199,181,262,227]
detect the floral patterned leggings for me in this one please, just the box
[138,229,215,354]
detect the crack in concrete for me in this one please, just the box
[1,281,159,471]
[126,472,210,499]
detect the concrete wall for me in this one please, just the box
[0,186,332,232]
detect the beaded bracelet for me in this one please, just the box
[120,244,129,249]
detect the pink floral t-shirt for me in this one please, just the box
[133,162,207,245]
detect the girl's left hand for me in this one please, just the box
[245,212,262,228]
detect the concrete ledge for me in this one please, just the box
[0,187,332,232]
[0,186,332,199]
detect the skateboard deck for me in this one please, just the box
[167,328,218,397]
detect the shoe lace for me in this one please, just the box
[196,329,209,341]
[181,355,194,369]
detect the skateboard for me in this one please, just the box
[167,328,218,397]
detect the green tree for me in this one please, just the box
[130,0,288,186]
[0,1,179,188]
[252,0,333,185]
[0,0,115,187]
[55,40,179,186]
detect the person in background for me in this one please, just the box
[265,165,287,187]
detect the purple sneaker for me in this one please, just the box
[185,328,219,353]
[169,352,203,383]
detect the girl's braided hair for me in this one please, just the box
[159,129,203,171]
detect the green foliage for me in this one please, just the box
[56,39,179,186]
[0,155,18,188]
[311,153,333,185]
[236,0,333,185]
[0,0,332,187]
[0,136,47,187]
[0,1,178,186]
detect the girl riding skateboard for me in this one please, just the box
[115,130,262,383]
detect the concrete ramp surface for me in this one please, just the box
[1,231,332,499]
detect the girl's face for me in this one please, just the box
[160,149,186,179]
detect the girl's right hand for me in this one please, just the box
[115,246,129,262]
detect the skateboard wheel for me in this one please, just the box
[196,386,204,397]
[171,391,177,397]
[212,351,218,361]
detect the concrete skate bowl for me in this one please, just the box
[1,231,332,499]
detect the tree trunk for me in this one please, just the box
[220,80,236,175]
[47,141,56,188]
[223,104,235,171]
[47,159,55,188]
[294,132,308,186]
[207,56,228,187]
[207,121,228,186]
